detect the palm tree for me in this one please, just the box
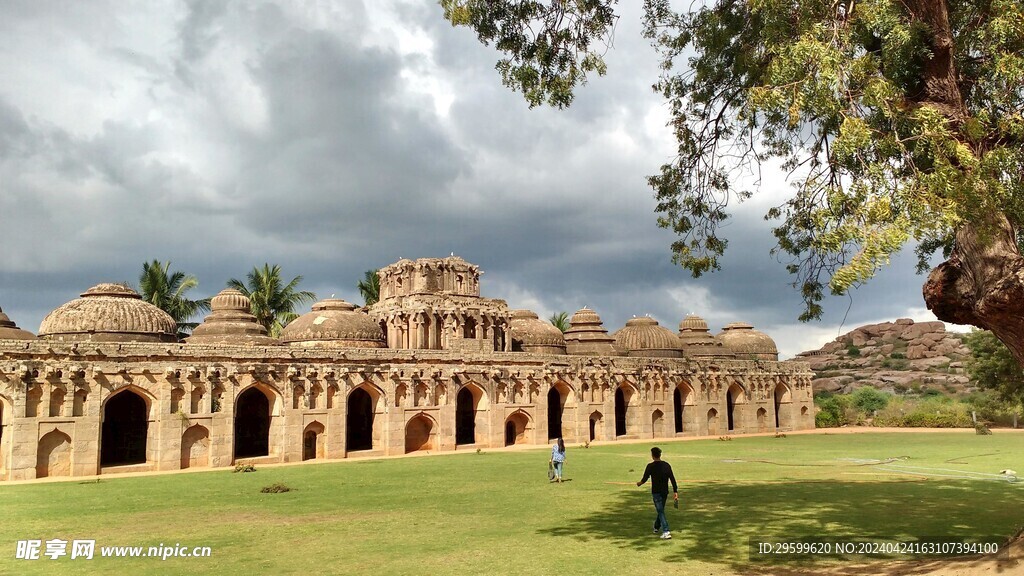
[138,260,211,335]
[358,269,380,306]
[227,264,316,337]
[550,311,570,333]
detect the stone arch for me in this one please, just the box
[673,382,696,434]
[36,429,72,478]
[292,384,305,410]
[414,382,429,407]
[614,383,639,437]
[456,383,487,446]
[101,388,151,467]
[756,407,768,433]
[547,381,574,440]
[405,412,437,453]
[235,386,274,458]
[170,388,184,414]
[434,384,448,406]
[180,425,210,469]
[707,408,719,436]
[303,421,326,461]
[49,387,66,417]
[774,382,792,429]
[327,384,338,409]
[505,410,532,446]
[73,389,88,417]
[726,382,747,432]
[309,384,322,410]
[395,383,408,408]
[25,384,42,417]
[589,411,603,442]
[347,383,385,454]
[190,385,205,414]
[652,409,665,438]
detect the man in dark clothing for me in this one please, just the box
[636,446,678,540]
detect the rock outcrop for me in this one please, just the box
[796,318,972,394]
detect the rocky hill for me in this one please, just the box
[796,318,973,395]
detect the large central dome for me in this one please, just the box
[280,299,386,348]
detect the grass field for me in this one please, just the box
[1,431,1022,575]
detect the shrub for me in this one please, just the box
[846,344,861,357]
[261,482,292,493]
[976,423,992,435]
[890,352,906,359]
[234,464,257,473]
[852,387,890,414]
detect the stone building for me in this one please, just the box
[0,257,813,481]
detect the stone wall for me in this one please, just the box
[0,339,814,480]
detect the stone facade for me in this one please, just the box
[0,257,814,481]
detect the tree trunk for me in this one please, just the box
[924,215,1024,366]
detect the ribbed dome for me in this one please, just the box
[564,307,622,356]
[612,317,683,358]
[0,306,35,340]
[187,289,277,346]
[38,283,177,343]
[677,314,732,358]
[280,298,386,348]
[716,322,778,360]
[509,309,566,355]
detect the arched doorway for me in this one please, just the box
[347,388,374,451]
[36,430,72,478]
[180,425,210,469]
[774,383,792,429]
[505,411,530,446]
[303,422,325,460]
[652,410,664,437]
[235,387,271,458]
[756,407,768,432]
[615,388,627,436]
[101,390,148,466]
[547,386,564,440]
[589,411,603,441]
[455,386,479,445]
[406,414,435,453]
[707,408,719,435]
[673,388,684,433]
[726,384,745,432]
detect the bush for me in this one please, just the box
[234,464,257,473]
[846,344,861,357]
[814,394,859,427]
[261,482,292,493]
[873,397,972,427]
[852,387,890,413]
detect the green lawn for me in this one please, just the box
[1,432,1022,575]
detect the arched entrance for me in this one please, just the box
[456,386,483,445]
[101,390,148,466]
[726,384,745,432]
[505,411,530,446]
[589,411,603,441]
[652,410,664,437]
[180,425,210,469]
[36,430,72,478]
[347,388,374,451]
[405,413,435,453]
[673,388,684,433]
[235,387,271,458]
[303,422,325,460]
[614,386,635,437]
[707,408,719,435]
[756,407,768,432]
[547,386,564,440]
[774,383,792,429]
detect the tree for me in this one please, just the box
[138,260,210,335]
[964,330,1024,407]
[227,264,316,338]
[358,269,380,307]
[549,311,570,333]
[442,0,1024,365]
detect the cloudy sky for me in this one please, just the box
[0,0,959,358]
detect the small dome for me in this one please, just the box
[280,298,386,348]
[564,307,622,356]
[716,322,778,360]
[187,289,277,346]
[613,317,683,358]
[677,314,732,358]
[0,306,35,340]
[679,314,708,332]
[38,284,177,343]
[509,309,566,355]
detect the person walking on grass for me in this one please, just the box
[550,438,566,482]
[636,446,678,540]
